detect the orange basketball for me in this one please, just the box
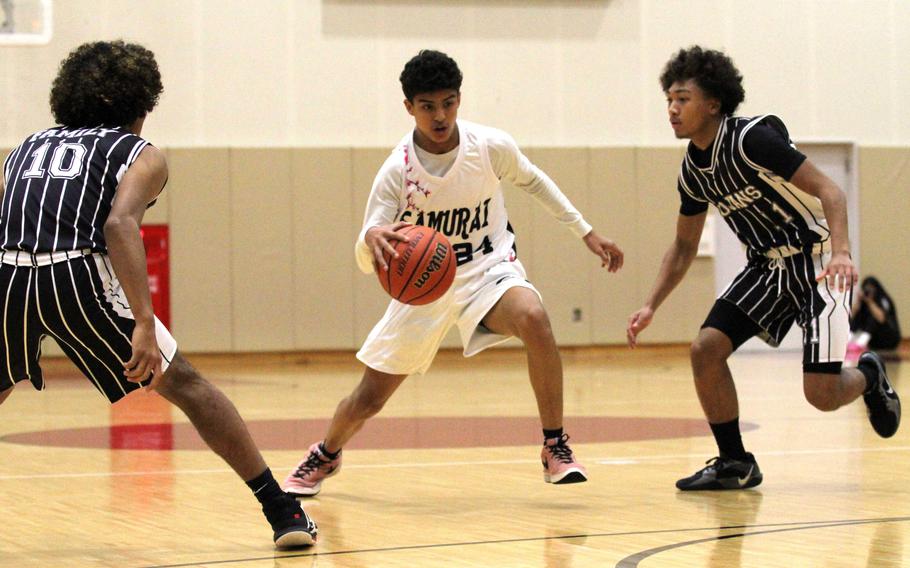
[378,225,456,305]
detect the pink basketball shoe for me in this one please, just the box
[541,434,588,484]
[284,442,342,497]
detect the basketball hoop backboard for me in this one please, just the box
[0,0,52,45]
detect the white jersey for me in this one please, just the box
[355,119,592,282]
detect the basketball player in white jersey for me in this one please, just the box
[285,49,623,495]
[0,41,316,547]
[626,46,899,490]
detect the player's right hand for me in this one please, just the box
[366,221,412,272]
[124,321,163,389]
[626,307,654,348]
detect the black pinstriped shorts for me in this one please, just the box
[0,252,176,402]
[712,250,851,367]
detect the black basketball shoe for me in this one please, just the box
[860,351,901,438]
[676,453,762,491]
[266,492,318,548]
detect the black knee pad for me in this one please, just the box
[701,300,763,352]
[803,361,842,375]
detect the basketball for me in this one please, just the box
[378,225,456,305]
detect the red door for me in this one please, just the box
[139,224,170,329]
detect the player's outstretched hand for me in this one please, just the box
[583,230,624,272]
[816,250,856,292]
[125,321,163,390]
[365,221,412,272]
[626,306,654,348]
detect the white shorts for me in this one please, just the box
[357,258,540,375]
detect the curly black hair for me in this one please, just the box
[660,46,745,115]
[50,40,163,128]
[399,50,463,101]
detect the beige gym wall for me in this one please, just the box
[2,0,908,352]
[172,144,714,352]
[157,144,907,352]
[858,148,910,330]
[3,1,910,147]
[0,142,905,354]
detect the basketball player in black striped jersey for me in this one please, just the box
[626,46,900,490]
[0,41,316,546]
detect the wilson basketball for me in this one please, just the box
[378,225,456,305]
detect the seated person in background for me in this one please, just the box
[847,277,901,362]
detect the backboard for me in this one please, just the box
[0,0,52,45]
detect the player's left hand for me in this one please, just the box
[816,250,856,292]
[583,230,624,272]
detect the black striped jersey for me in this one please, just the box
[677,114,828,258]
[1,126,151,254]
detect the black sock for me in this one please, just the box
[709,418,748,461]
[319,442,341,460]
[245,468,285,506]
[543,427,564,442]
[857,359,877,393]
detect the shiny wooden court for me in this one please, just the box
[0,345,907,567]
